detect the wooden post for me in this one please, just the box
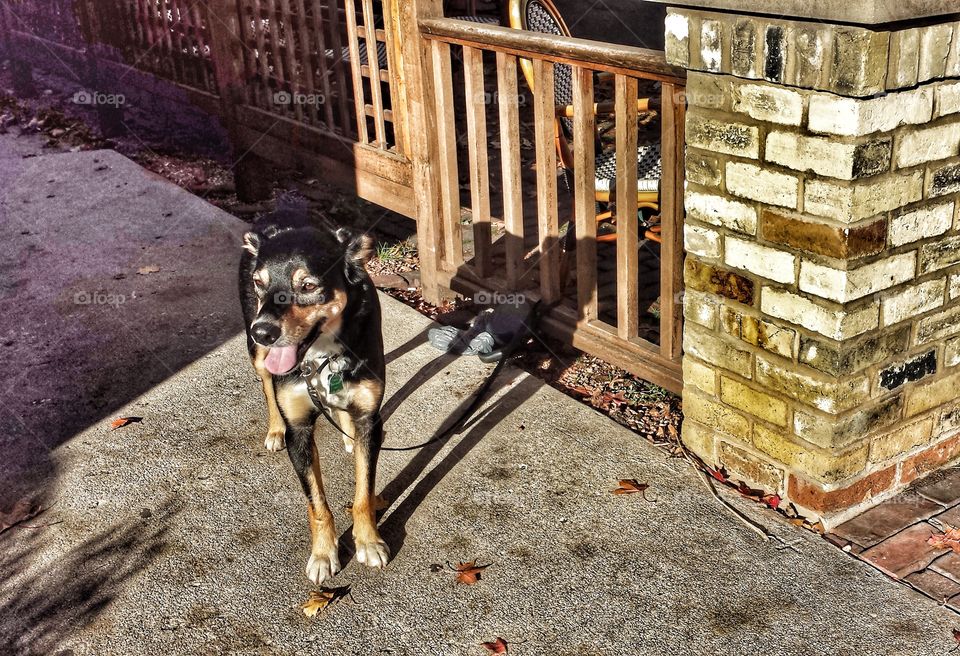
[615,74,639,340]
[396,0,445,303]
[659,81,685,361]
[572,65,597,324]
[207,0,275,202]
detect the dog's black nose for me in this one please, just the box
[251,322,281,346]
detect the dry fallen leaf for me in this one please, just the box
[111,416,143,430]
[481,637,508,654]
[301,586,350,618]
[611,479,650,497]
[0,499,43,534]
[453,560,490,585]
[137,265,160,275]
[929,526,960,554]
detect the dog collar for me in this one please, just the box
[301,355,347,401]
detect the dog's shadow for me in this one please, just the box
[335,358,541,564]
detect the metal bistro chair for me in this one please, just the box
[508,0,663,245]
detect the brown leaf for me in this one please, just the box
[137,265,160,275]
[110,416,143,430]
[0,499,43,534]
[301,586,350,617]
[453,560,490,585]
[611,479,649,496]
[953,627,960,643]
[929,526,960,554]
[481,637,508,653]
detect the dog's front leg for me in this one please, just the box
[285,419,341,584]
[252,346,286,451]
[347,412,390,568]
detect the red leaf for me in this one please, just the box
[929,526,960,553]
[110,416,143,430]
[481,637,508,653]
[952,627,960,643]
[764,495,782,510]
[611,479,649,495]
[454,561,490,585]
[709,468,728,483]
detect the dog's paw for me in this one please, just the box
[341,435,354,454]
[355,537,390,569]
[264,429,286,452]
[305,546,341,584]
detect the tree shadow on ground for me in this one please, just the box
[0,497,180,656]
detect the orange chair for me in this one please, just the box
[508,0,663,244]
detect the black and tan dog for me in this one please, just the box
[239,208,389,584]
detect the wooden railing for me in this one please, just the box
[418,18,686,393]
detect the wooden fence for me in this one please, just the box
[0,2,686,393]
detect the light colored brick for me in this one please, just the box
[870,419,935,463]
[808,87,934,137]
[726,162,799,209]
[896,123,960,169]
[798,253,917,304]
[795,396,905,450]
[946,337,960,368]
[888,28,920,89]
[682,421,717,464]
[756,356,870,414]
[682,289,719,329]
[882,279,947,327]
[920,235,960,274]
[725,237,795,284]
[765,132,890,181]
[683,357,716,395]
[685,190,757,235]
[664,10,690,67]
[935,81,960,118]
[718,442,785,493]
[687,115,760,159]
[732,83,803,126]
[918,23,954,83]
[684,224,722,258]
[720,377,788,427]
[684,72,729,111]
[754,424,868,484]
[700,19,723,73]
[685,392,751,441]
[761,287,879,341]
[907,371,960,417]
[929,162,960,197]
[918,305,960,344]
[889,202,954,247]
[683,325,752,379]
[951,273,960,299]
[804,173,924,223]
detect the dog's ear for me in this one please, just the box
[242,232,261,256]
[346,233,375,266]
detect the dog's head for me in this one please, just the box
[243,225,374,375]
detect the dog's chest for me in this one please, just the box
[301,334,349,409]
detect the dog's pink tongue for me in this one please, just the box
[264,345,299,375]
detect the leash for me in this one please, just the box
[305,300,550,453]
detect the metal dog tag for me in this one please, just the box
[328,373,344,394]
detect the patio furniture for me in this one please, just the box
[508,0,663,244]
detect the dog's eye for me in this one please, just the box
[301,281,318,293]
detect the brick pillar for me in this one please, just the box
[668,6,960,527]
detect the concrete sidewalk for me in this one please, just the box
[1,134,958,655]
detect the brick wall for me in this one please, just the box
[670,8,960,527]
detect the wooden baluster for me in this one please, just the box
[277,0,302,122]
[572,65,597,324]
[431,39,463,270]
[326,0,353,137]
[293,0,318,124]
[660,81,685,361]
[615,74,639,340]
[463,46,491,279]
[360,0,386,146]
[343,0,368,141]
[533,58,560,304]
[497,52,524,289]
[251,0,272,106]
[307,0,336,130]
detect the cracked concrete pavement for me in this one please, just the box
[0,134,958,655]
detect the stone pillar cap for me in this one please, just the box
[649,0,959,26]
